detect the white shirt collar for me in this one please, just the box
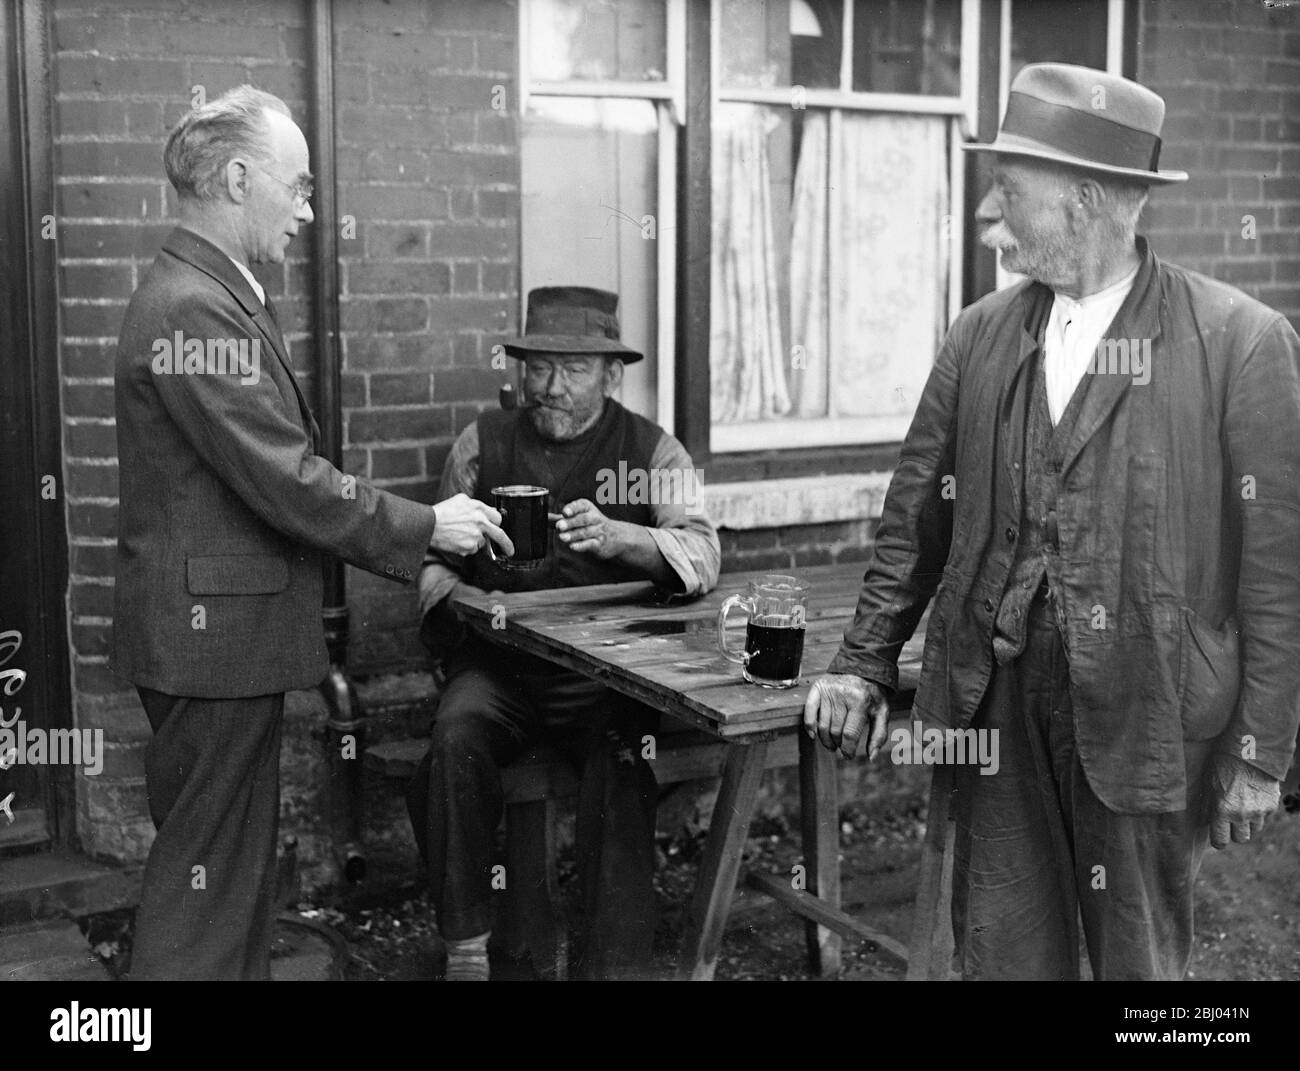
[1051,263,1140,319]
[225,253,266,306]
[1041,262,1141,425]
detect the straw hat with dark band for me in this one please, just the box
[961,63,1188,185]
[501,286,644,363]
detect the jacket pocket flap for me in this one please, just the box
[186,554,289,595]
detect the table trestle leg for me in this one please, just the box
[676,739,770,981]
[798,730,843,976]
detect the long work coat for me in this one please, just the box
[828,238,1300,813]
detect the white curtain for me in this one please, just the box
[832,113,949,418]
[712,106,949,429]
[710,103,791,423]
[789,111,829,417]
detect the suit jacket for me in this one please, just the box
[827,238,1300,812]
[112,227,433,698]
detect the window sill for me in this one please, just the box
[703,471,892,530]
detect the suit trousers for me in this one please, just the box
[130,687,284,981]
[406,649,659,980]
[950,587,1213,980]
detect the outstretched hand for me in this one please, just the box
[431,494,514,559]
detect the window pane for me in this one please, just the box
[830,112,949,420]
[520,98,659,418]
[710,103,950,443]
[852,0,962,95]
[1009,0,1108,80]
[719,0,844,90]
[527,0,667,82]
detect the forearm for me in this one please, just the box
[608,520,677,586]
[153,345,432,579]
[825,331,961,684]
[1221,315,1300,780]
[641,433,722,594]
[645,524,721,595]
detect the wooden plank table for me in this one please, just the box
[454,561,927,981]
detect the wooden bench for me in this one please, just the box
[366,720,800,980]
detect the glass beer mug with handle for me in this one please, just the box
[717,574,808,688]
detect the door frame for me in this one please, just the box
[1,0,74,850]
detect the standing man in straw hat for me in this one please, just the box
[805,64,1300,979]
[407,286,720,979]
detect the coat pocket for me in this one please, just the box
[1178,608,1241,741]
[186,553,290,595]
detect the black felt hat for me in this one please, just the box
[500,286,643,363]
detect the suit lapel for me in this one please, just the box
[999,284,1052,515]
[250,300,322,449]
[161,228,321,450]
[1060,239,1163,476]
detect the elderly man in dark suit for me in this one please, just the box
[112,84,511,980]
[805,64,1300,979]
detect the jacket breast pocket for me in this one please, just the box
[186,553,290,596]
[1179,608,1241,741]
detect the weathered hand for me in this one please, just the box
[803,674,891,760]
[1209,753,1280,850]
[430,494,514,559]
[555,498,623,560]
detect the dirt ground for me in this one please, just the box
[281,761,1300,983]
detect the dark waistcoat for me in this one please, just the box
[464,398,661,594]
[992,344,1097,663]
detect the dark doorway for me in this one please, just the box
[0,0,72,853]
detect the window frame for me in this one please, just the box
[517,0,685,434]
[514,0,1134,478]
[706,0,980,453]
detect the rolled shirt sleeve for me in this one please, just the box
[645,432,721,595]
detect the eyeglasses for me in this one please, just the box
[524,360,601,382]
[249,163,314,205]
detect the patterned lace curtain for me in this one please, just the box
[710,104,791,424]
[712,107,949,429]
[789,111,829,417]
[831,112,949,419]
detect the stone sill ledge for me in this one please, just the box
[703,472,893,531]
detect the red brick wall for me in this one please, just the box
[1138,0,1300,333]
[51,0,517,860]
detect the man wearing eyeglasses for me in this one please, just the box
[112,85,511,980]
[409,286,721,979]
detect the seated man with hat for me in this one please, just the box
[408,285,721,980]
